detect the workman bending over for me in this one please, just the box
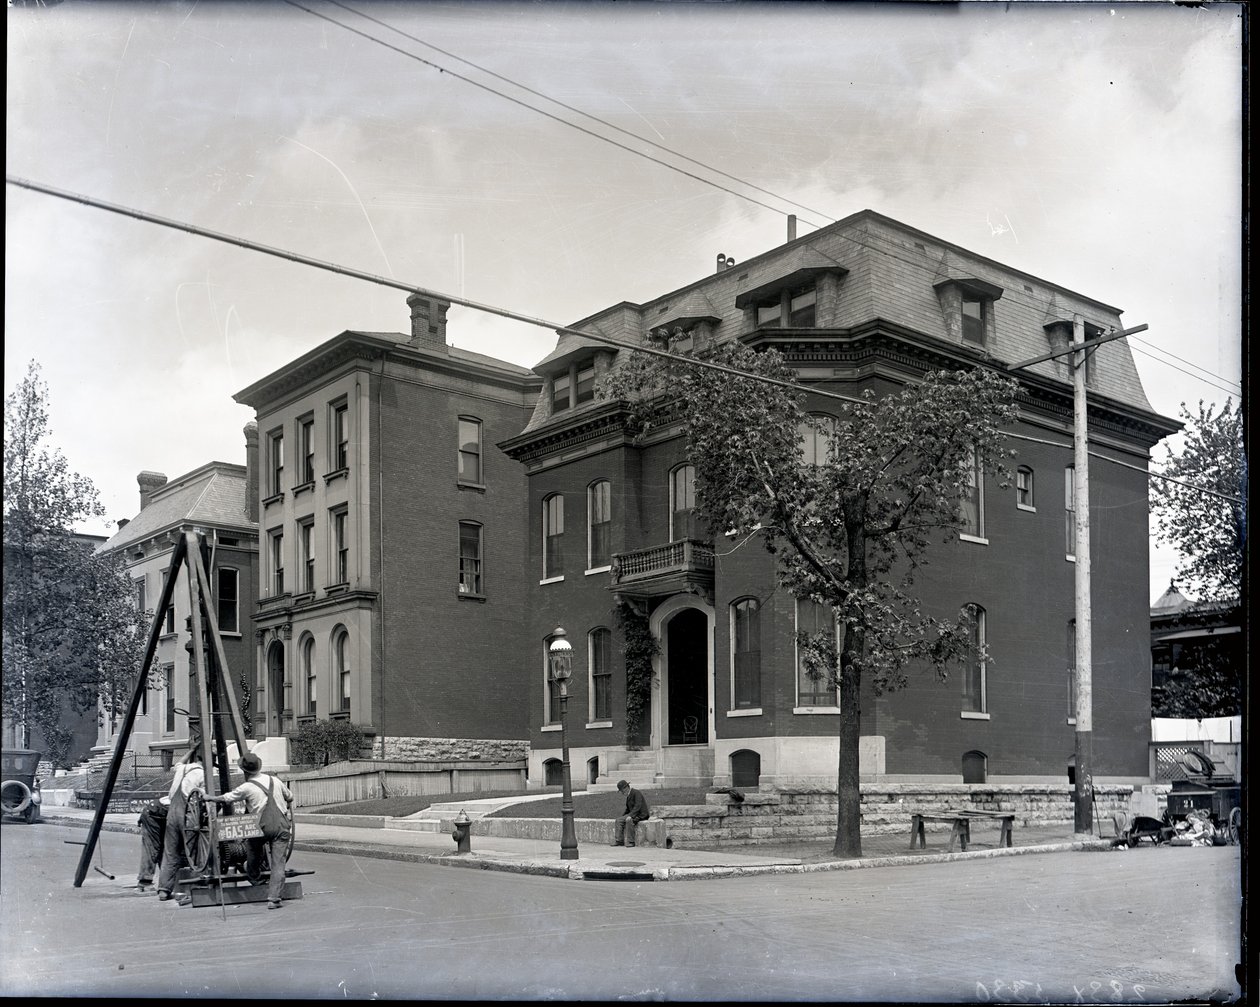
[207,753,295,910]
[156,752,203,902]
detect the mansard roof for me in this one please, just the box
[100,462,253,554]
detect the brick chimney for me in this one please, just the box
[138,471,167,510]
[244,421,259,523]
[406,292,451,352]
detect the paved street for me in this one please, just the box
[0,821,1240,1001]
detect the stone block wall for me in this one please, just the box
[372,736,528,763]
[657,784,1135,846]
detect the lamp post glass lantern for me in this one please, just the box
[548,627,579,860]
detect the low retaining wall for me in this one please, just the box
[371,737,529,762]
[656,784,1134,846]
[287,760,527,809]
[466,816,667,848]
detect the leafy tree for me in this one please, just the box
[606,338,1019,857]
[3,361,146,759]
[1150,399,1244,606]
[1152,633,1243,719]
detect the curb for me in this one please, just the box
[38,813,1108,882]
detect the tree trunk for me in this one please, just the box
[833,628,864,858]
[833,520,866,858]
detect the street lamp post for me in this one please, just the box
[548,627,579,861]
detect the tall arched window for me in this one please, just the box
[795,597,838,708]
[731,598,761,709]
[1016,465,1035,510]
[798,414,835,466]
[670,465,696,540]
[302,636,317,716]
[458,416,483,484]
[962,604,987,715]
[543,493,564,579]
[335,628,351,714]
[588,480,612,570]
[960,446,985,539]
[589,628,611,721]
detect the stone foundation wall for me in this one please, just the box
[658,784,1135,846]
[372,736,528,763]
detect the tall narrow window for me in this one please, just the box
[1067,619,1077,721]
[588,480,611,569]
[459,522,483,594]
[217,568,239,634]
[543,494,564,578]
[336,630,351,714]
[552,372,571,412]
[732,598,761,709]
[458,417,482,484]
[332,401,349,471]
[795,598,838,708]
[331,508,348,584]
[135,578,146,616]
[590,628,612,721]
[302,637,316,716]
[799,414,834,466]
[962,294,986,344]
[163,576,176,634]
[1016,466,1035,510]
[962,604,987,714]
[268,430,284,495]
[163,664,176,734]
[575,364,596,405]
[788,284,817,327]
[270,530,285,595]
[1065,466,1077,558]
[299,416,315,484]
[299,520,315,593]
[960,447,984,539]
[670,465,696,541]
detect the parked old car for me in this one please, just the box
[1,749,43,824]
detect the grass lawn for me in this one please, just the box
[309,786,714,819]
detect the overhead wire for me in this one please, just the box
[280,0,827,229]
[322,0,838,229]
[286,0,1242,398]
[6,174,1240,508]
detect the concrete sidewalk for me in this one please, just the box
[38,804,1114,882]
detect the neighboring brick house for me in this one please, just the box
[95,451,259,766]
[232,296,541,763]
[500,209,1180,790]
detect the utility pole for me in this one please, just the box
[1009,320,1149,837]
[1071,316,1093,835]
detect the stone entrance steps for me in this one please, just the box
[588,751,659,792]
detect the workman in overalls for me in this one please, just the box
[156,751,204,902]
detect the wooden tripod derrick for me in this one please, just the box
[73,531,253,888]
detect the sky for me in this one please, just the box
[5,0,1244,605]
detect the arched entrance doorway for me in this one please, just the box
[665,608,709,745]
[267,641,286,736]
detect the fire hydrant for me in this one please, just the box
[451,809,472,854]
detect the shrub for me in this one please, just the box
[289,719,367,767]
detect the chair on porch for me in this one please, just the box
[681,716,699,744]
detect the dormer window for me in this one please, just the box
[552,372,571,411]
[935,277,1003,348]
[550,357,598,413]
[753,282,817,329]
[962,294,985,344]
[575,363,596,405]
[736,265,846,333]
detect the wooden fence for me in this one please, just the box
[285,759,526,809]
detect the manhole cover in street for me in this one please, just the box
[606,861,646,867]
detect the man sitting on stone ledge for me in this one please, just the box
[612,780,650,847]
